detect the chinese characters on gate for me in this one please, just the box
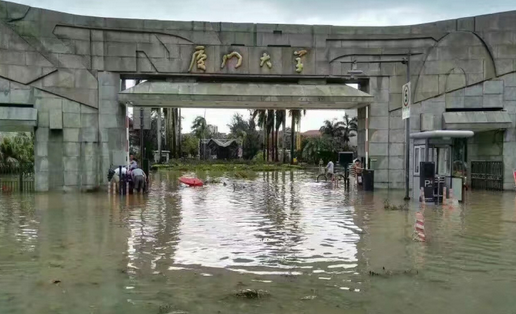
[188,47,308,73]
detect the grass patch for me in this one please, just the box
[233,170,258,180]
[152,161,302,173]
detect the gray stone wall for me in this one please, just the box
[34,89,103,191]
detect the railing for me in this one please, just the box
[471,161,503,191]
[0,163,34,193]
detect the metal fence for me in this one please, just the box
[0,163,34,193]
[471,161,503,191]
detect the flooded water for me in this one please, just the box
[1,171,516,314]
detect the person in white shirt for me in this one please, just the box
[326,160,334,180]
[108,166,127,192]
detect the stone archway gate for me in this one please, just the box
[0,1,515,191]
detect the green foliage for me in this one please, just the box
[234,170,258,180]
[181,134,199,157]
[299,113,358,164]
[301,136,335,164]
[253,151,264,161]
[227,113,249,140]
[191,116,212,139]
[341,113,358,144]
[228,113,261,160]
[0,133,34,165]
[152,160,302,172]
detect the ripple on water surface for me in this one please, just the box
[1,172,516,314]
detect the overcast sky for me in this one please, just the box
[10,0,516,133]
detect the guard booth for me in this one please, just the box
[410,130,474,203]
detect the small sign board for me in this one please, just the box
[402,82,411,120]
[133,107,152,130]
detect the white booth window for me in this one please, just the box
[414,146,426,175]
[414,147,420,175]
[437,147,450,175]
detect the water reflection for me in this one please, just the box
[1,172,516,314]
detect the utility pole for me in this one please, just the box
[403,52,411,200]
[157,108,162,163]
[139,107,144,163]
[178,108,182,158]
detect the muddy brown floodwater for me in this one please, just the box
[1,171,516,314]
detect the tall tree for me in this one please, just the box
[251,109,267,161]
[267,110,275,162]
[243,118,261,160]
[302,136,333,164]
[320,119,344,137]
[181,134,199,157]
[275,110,285,162]
[341,114,358,145]
[191,116,211,140]
[227,113,249,140]
[228,113,261,160]
[289,109,306,164]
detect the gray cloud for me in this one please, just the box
[9,0,516,25]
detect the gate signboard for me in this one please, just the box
[402,82,411,120]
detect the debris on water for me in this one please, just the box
[301,295,317,300]
[48,261,64,268]
[369,267,419,277]
[235,289,270,299]
[383,199,409,211]
[157,304,188,314]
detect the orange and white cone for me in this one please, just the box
[415,211,426,242]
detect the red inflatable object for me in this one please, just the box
[179,177,204,187]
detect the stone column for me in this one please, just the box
[98,72,126,186]
[502,73,516,190]
[366,77,391,189]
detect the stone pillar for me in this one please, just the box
[34,91,63,191]
[367,77,391,189]
[503,73,516,190]
[98,72,126,185]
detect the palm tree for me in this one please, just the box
[266,110,275,162]
[191,116,210,139]
[319,119,344,138]
[302,137,330,164]
[341,114,358,145]
[289,109,306,164]
[251,109,267,161]
[164,108,180,158]
[275,110,285,162]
